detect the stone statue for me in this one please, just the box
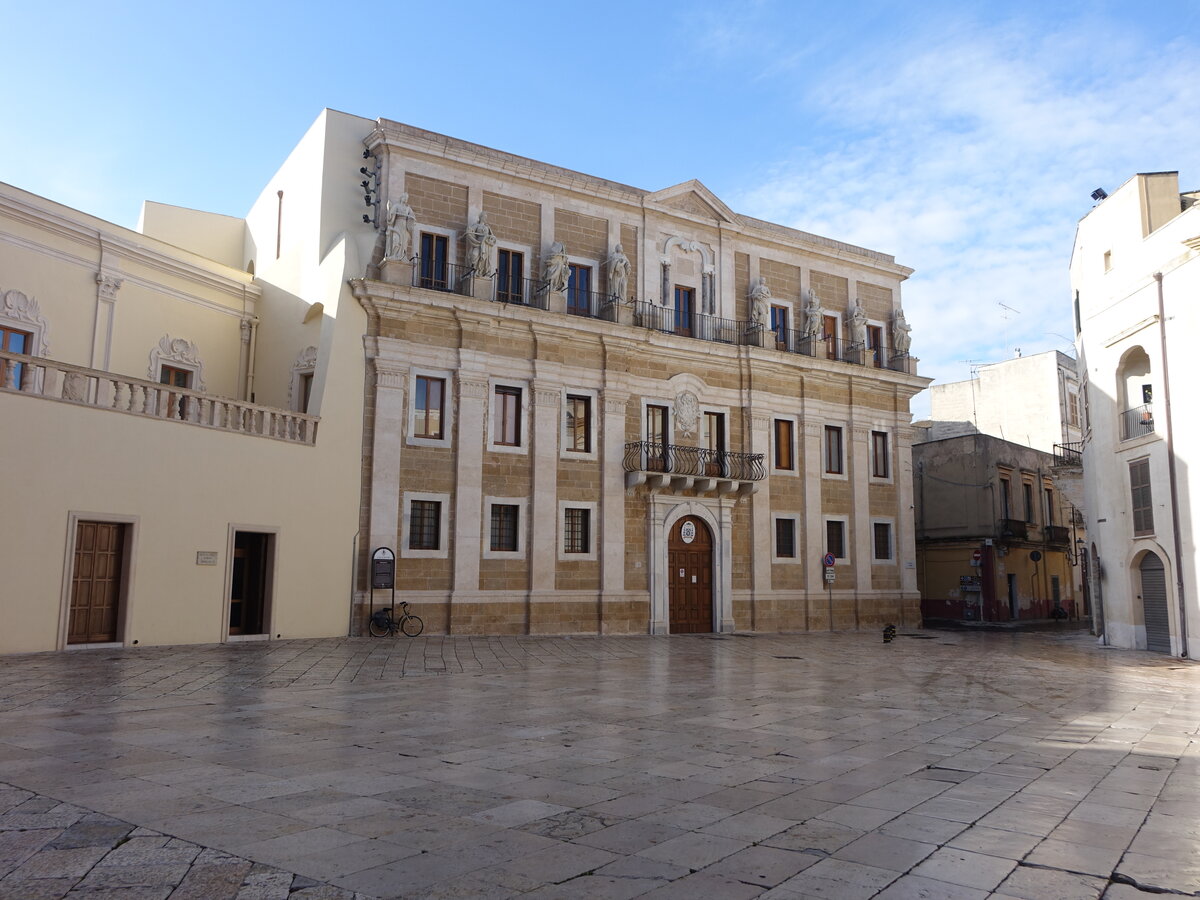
[892,307,912,355]
[848,300,868,346]
[543,241,570,294]
[384,193,416,260]
[465,212,497,277]
[802,290,823,337]
[607,244,631,303]
[748,277,771,326]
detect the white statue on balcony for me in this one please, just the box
[543,241,570,294]
[802,290,823,337]
[748,277,771,326]
[892,307,912,355]
[465,212,497,277]
[848,300,868,346]
[384,193,416,260]
[607,244,631,303]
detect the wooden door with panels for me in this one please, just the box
[68,521,125,644]
[668,516,713,633]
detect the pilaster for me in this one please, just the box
[530,383,561,592]
[92,272,123,370]
[369,363,407,556]
[803,421,825,596]
[601,391,629,598]
[850,423,872,622]
[896,425,919,595]
[453,374,489,594]
[746,408,773,620]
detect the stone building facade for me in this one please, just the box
[353,119,929,635]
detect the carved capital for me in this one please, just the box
[532,386,560,408]
[851,425,871,442]
[375,362,406,389]
[459,377,489,400]
[602,392,629,414]
[240,319,253,343]
[743,407,771,431]
[96,273,123,302]
[803,421,824,438]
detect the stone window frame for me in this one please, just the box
[870,429,893,483]
[289,346,317,413]
[824,515,850,563]
[772,415,799,476]
[560,387,598,461]
[769,302,794,350]
[401,491,450,559]
[823,423,848,481]
[871,517,896,564]
[494,239,535,304]
[771,512,802,564]
[487,378,529,455]
[865,318,888,364]
[408,366,455,449]
[483,496,527,559]
[565,253,602,315]
[148,335,206,391]
[557,500,598,561]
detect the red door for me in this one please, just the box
[668,516,713,633]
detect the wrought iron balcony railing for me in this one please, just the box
[999,518,1028,540]
[1120,404,1154,441]
[412,259,473,296]
[623,441,765,482]
[1053,441,1083,466]
[1045,525,1071,546]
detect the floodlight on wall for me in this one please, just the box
[1091,188,1108,201]
[359,148,381,229]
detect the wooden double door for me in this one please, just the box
[69,521,125,644]
[668,516,713,633]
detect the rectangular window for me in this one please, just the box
[826,520,846,560]
[770,305,789,348]
[409,500,441,551]
[774,419,795,470]
[414,375,445,439]
[823,314,839,359]
[646,404,668,471]
[1,325,32,388]
[1023,481,1035,524]
[419,232,448,290]
[160,365,192,388]
[1067,393,1080,428]
[565,394,591,453]
[567,264,592,316]
[493,386,521,446]
[1000,477,1012,519]
[674,286,694,337]
[564,508,590,554]
[1045,488,1055,526]
[1130,459,1153,536]
[298,372,314,414]
[490,504,519,551]
[497,249,524,303]
[824,425,844,474]
[871,431,889,478]
[704,411,725,476]
[776,518,796,558]
[873,522,893,560]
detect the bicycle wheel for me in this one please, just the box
[400,614,424,637]
[368,611,394,637]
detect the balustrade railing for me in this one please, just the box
[623,441,765,482]
[0,350,317,445]
[1120,404,1154,441]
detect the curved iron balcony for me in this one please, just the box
[623,441,764,495]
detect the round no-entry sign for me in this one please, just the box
[971,549,983,563]
[822,552,836,567]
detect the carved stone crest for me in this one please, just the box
[675,391,699,437]
[1,289,50,354]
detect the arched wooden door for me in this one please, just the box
[668,516,713,633]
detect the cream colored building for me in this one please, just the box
[1072,171,1200,655]
[1,109,929,652]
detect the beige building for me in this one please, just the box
[1073,171,1200,654]
[2,109,929,652]
[914,435,1081,623]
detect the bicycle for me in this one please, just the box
[368,601,424,637]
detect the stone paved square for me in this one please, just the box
[0,629,1197,898]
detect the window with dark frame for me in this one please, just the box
[567,264,592,316]
[414,375,445,439]
[497,249,524,303]
[866,325,884,367]
[871,431,889,478]
[1023,481,1035,524]
[419,232,448,289]
[770,305,789,348]
[159,365,191,388]
[493,386,521,446]
[564,508,590,554]
[774,419,795,470]
[646,404,668,471]
[674,286,694,337]
[1130,458,1154,536]
[299,372,314,414]
[824,425,844,474]
[826,520,846,559]
[490,504,519,551]
[873,522,892,560]
[1000,476,1012,519]
[565,394,591,453]
[409,500,441,551]
[1045,488,1055,526]
[776,518,796,558]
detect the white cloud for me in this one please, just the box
[727,14,1200,418]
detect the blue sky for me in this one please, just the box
[4,0,1198,415]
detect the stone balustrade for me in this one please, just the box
[0,350,318,446]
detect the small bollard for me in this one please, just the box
[883,623,896,643]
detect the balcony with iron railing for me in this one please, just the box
[0,349,318,445]
[1120,404,1154,441]
[623,441,764,494]
[1045,525,1071,546]
[999,518,1029,540]
[1053,441,1083,466]
[411,259,473,296]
